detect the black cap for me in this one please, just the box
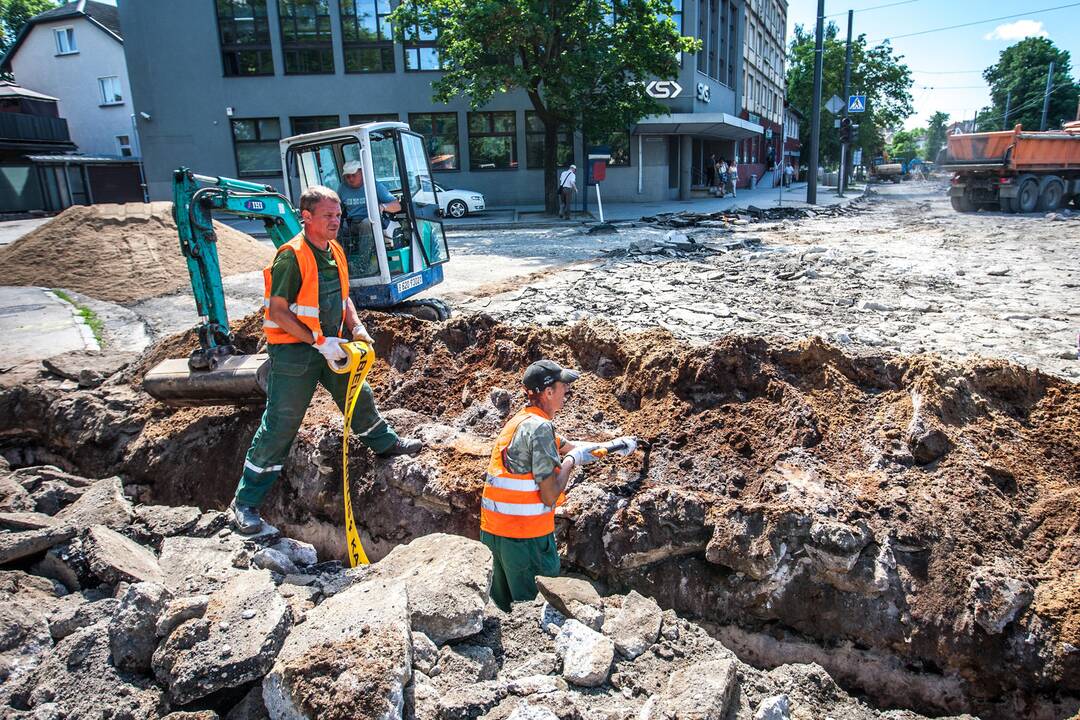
[523,359,580,392]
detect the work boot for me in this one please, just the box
[378,437,423,457]
[228,499,263,535]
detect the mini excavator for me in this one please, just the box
[143,121,452,407]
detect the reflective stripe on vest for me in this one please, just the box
[479,406,565,539]
[262,233,350,344]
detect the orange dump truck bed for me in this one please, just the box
[947,123,1080,170]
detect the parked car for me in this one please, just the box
[413,179,486,218]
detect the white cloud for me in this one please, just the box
[984,20,1049,41]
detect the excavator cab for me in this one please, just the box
[283,122,451,320]
[142,122,451,407]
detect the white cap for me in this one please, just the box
[342,160,362,175]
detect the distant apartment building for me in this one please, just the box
[782,100,802,171]
[738,0,787,187]
[1,1,137,159]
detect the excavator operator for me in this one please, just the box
[228,184,422,535]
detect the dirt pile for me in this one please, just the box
[0,202,273,303]
[0,312,1078,718]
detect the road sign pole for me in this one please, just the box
[841,9,853,196]
[807,0,825,205]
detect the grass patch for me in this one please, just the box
[52,289,105,346]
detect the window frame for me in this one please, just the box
[278,0,335,75]
[96,76,123,106]
[53,27,77,55]
[115,134,134,158]
[340,0,395,73]
[467,111,518,171]
[215,0,274,77]
[230,117,284,177]
[402,22,442,72]
[289,115,341,136]
[407,112,460,172]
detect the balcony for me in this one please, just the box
[0,112,77,153]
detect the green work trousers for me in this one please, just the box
[234,342,398,508]
[480,530,560,613]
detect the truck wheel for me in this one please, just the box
[1037,177,1065,212]
[950,195,973,212]
[1016,176,1040,213]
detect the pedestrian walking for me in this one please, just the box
[557,164,577,219]
[717,158,729,198]
[784,160,794,187]
[727,159,738,198]
[706,153,717,195]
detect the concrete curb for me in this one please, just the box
[46,289,101,352]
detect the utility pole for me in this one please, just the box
[1040,61,1055,131]
[807,0,825,205]
[1003,90,1011,131]
[838,9,853,197]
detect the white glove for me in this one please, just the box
[314,336,347,362]
[351,323,374,344]
[609,436,638,456]
[567,442,601,468]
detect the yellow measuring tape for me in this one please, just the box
[329,340,375,567]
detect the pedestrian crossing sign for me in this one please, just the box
[848,95,866,113]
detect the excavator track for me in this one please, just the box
[390,297,452,321]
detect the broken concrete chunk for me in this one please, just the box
[162,711,220,720]
[54,476,133,530]
[555,619,614,687]
[84,524,163,585]
[110,581,172,673]
[506,705,560,720]
[969,568,1034,635]
[436,680,507,719]
[270,538,317,567]
[262,579,411,720]
[535,576,603,621]
[0,525,76,565]
[0,511,58,531]
[155,570,291,706]
[434,644,498,688]
[361,533,492,645]
[754,694,791,720]
[131,504,201,546]
[412,631,439,675]
[158,534,250,595]
[42,350,138,388]
[252,547,298,576]
[601,590,662,660]
[48,596,119,640]
[157,594,211,638]
[0,472,35,513]
[653,659,737,720]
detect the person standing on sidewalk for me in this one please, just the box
[717,158,728,198]
[784,160,794,187]
[557,164,577,219]
[228,185,423,534]
[728,159,739,198]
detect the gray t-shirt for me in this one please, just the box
[504,414,563,482]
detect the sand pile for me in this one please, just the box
[0,202,274,303]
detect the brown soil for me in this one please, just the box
[0,202,273,303]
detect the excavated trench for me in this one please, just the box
[1,312,1078,720]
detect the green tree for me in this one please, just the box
[390,0,698,214]
[786,22,913,168]
[0,0,56,57]
[924,111,949,163]
[887,127,925,162]
[976,37,1079,132]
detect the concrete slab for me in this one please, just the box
[0,217,50,247]
[0,286,99,369]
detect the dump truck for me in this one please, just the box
[944,122,1080,213]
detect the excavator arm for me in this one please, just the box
[172,168,302,370]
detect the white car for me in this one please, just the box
[414,179,485,219]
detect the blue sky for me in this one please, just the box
[785,1,1080,129]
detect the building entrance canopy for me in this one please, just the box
[633,113,763,140]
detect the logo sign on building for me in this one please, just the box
[825,95,845,114]
[695,82,711,103]
[848,95,866,113]
[645,80,682,99]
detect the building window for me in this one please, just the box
[349,113,399,125]
[340,0,394,72]
[588,130,631,167]
[468,111,517,170]
[403,23,442,71]
[53,27,77,54]
[116,135,134,157]
[408,112,459,170]
[216,0,273,76]
[231,117,282,175]
[97,76,123,105]
[525,112,573,169]
[290,115,340,135]
[279,0,335,74]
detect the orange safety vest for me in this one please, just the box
[262,233,350,344]
[480,406,566,539]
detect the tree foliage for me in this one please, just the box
[924,111,949,163]
[887,127,924,162]
[976,37,1079,132]
[0,0,56,57]
[390,0,697,213]
[785,22,913,167]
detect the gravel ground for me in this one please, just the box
[457,180,1080,380]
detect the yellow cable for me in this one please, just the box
[330,341,375,567]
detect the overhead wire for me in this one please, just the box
[882,2,1080,41]
[824,0,923,18]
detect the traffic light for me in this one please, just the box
[839,117,852,143]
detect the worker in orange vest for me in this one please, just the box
[228,184,422,534]
[480,359,635,611]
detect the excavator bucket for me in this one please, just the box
[142,354,270,407]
